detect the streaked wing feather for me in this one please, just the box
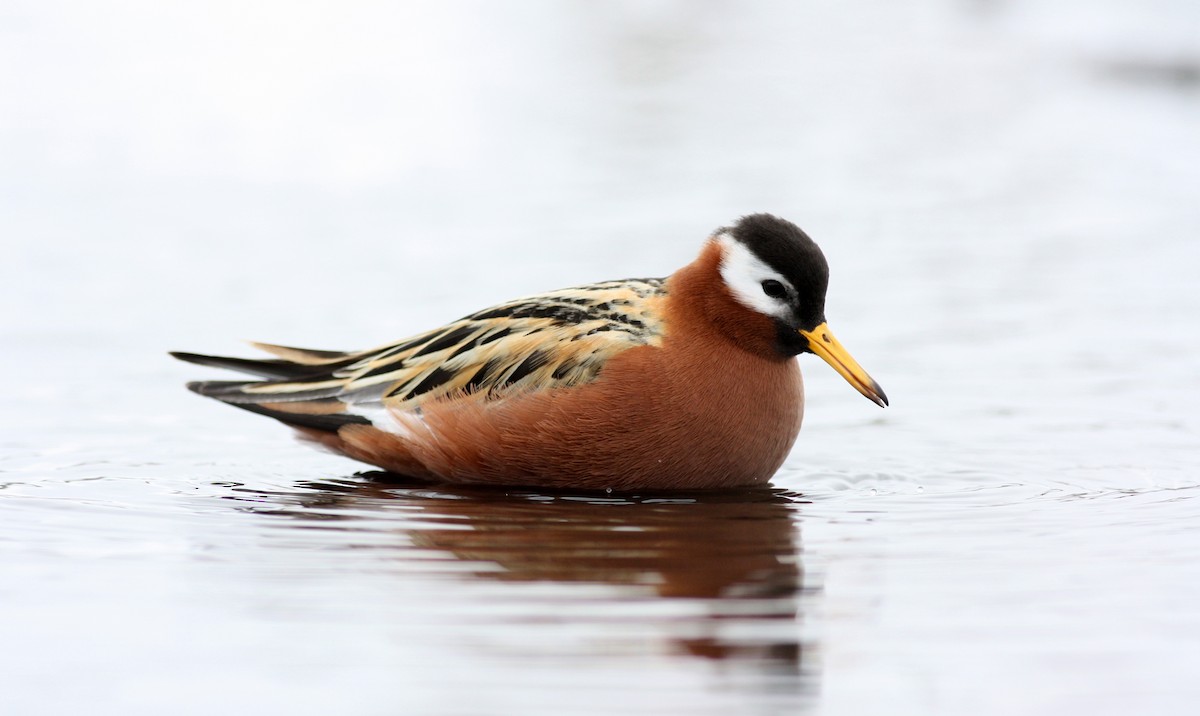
[249,342,357,365]
[188,279,669,426]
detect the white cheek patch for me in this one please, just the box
[715,234,794,320]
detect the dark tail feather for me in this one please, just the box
[170,351,337,380]
[184,379,345,404]
[183,380,369,433]
[185,379,254,396]
[218,401,370,432]
[174,348,372,434]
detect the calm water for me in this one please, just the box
[3,2,1199,714]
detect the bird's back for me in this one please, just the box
[175,278,670,432]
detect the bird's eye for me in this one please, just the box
[761,279,787,299]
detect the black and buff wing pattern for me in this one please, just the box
[174,278,668,431]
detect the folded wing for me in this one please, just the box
[173,278,668,432]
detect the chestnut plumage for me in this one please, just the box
[173,214,886,489]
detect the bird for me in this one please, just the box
[172,213,886,491]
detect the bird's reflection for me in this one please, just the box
[226,472,810,672]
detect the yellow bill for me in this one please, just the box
[798,322,888,407]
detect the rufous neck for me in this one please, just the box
[667,239,787,361]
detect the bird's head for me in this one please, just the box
[715,213,888,407]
